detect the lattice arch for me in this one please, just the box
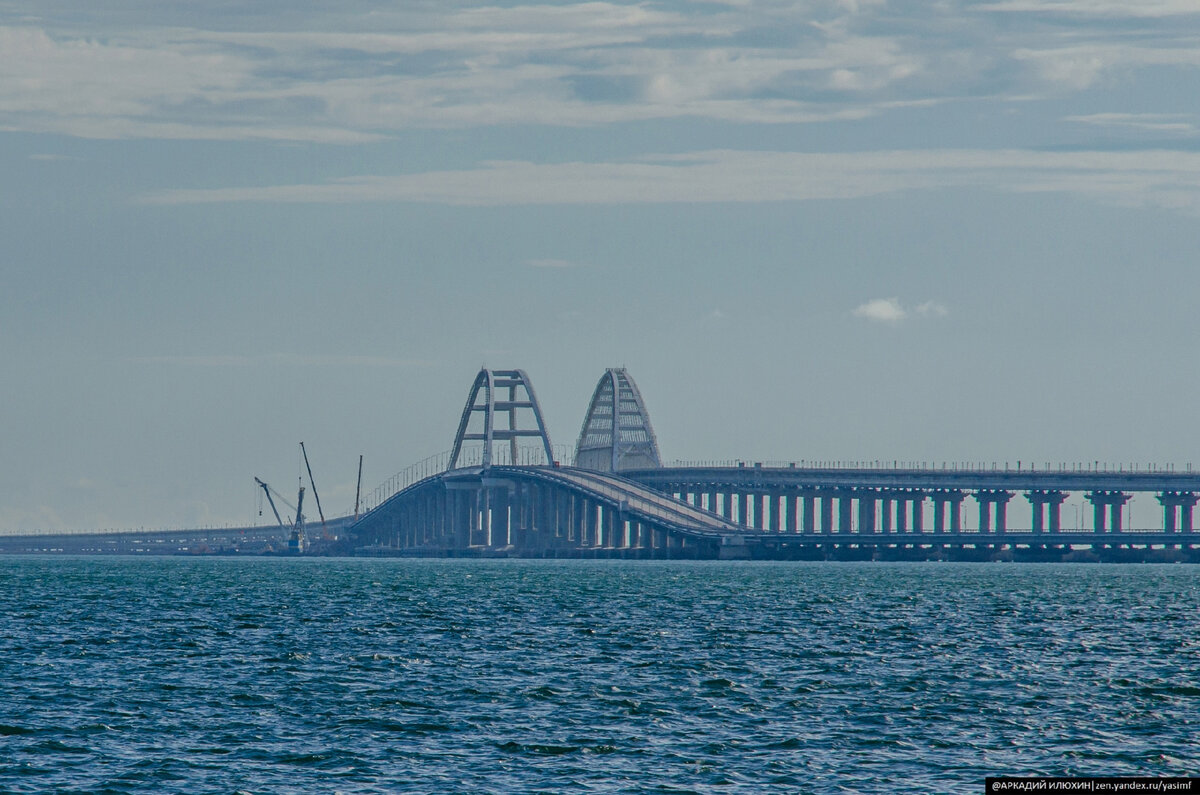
[574,368,662,472]
[449,369,555,470]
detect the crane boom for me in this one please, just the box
[255,477,287,529]
[354,454,363,521]
[300,441,327,531]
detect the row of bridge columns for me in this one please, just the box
[374,482,694,553]
[667,485,1200,534]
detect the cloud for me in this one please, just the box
[1063,113,1197,135]
[915,300,949,318]
[979,0,1200,17]
[11,0,1198,142]
[855,298,948,323]
[138,148,1200,216]
[854,297,907,323]
[131,354,430,368]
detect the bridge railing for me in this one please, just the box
[359,444,576,514]
[664,459,1194,474]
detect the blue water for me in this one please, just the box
[1,558,1198,793]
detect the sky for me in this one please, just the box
[6,0,1200,532]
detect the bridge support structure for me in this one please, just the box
[1158,491,1198,533]
[1026,490,1067,534]
[974,490,1014,533]
[1086,490,1130,533]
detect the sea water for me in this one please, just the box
[1,557,1197,793]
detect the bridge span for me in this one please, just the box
[345,368,1200,561]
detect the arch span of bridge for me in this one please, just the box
[346,367,1200,559]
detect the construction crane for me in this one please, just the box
[254,476,306,552]
[288,486,306,553]
[255,477,290,527]
[300,441,330,540]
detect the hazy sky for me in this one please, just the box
[6,0,1200,531]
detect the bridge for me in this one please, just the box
[347,368,1200,561]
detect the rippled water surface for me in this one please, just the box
[1,557,1198,793]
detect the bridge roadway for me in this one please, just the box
[351,464,745,556]
[0,516,357,555]
[622,465,1200,536]
[347,462,1200,559]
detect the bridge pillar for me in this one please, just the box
[930,491,948,533]
[584,499,599,547]
[911,493,925,532]
[756,493,768,530]
[1087,491,1129,533]
[802,492,817,533]
[1026,491,1067,534]
[707,490,718,514]
[949,491,964,532]
[1158,492,1198,532]
[880,493,894,533]
[857,490,876,534]
[896,493,909,533]
[787,492,799,533]
[770,492,782,532]
[837,492,853,533]
[975,490,1013,533]
[492,488,510,548]
[821,494,835,534]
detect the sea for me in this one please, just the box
[1,557,1197,794]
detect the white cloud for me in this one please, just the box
[131,354,430,368]
[137,148,1200,216]
[854,298,948,323]
[980,0,1200,17]
[915,300,949,318]
[1064,113,1197,135]
[854,297,907,323]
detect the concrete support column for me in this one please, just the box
[803,494,817,533]
[584,500,598,547]
[1028,490,1067,534]
[838,492,853,533]
[558,492,571,545]
[756,493,768,530]
[707,490,719,514]
[932,498,946,533]
[1109,494,1129,533]
[911,493,925,532]
[896,495,909,532]
[788,493,799,534]
[881,495,894,533]
[492,489,510,548]
[1160,494,1179,532]
[1184,494,1198,532]
[996,497,1008,533]
[771,492,783,533]
[1158,491,1196,533]
[978,497,992,533]
[470,489,484,547]
[949,493,964,532]
[1093,497,1107,533]
[738,493,750,527]
[821,495,834,535]
[857,492,875,534]
[1048,492,1066,532]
